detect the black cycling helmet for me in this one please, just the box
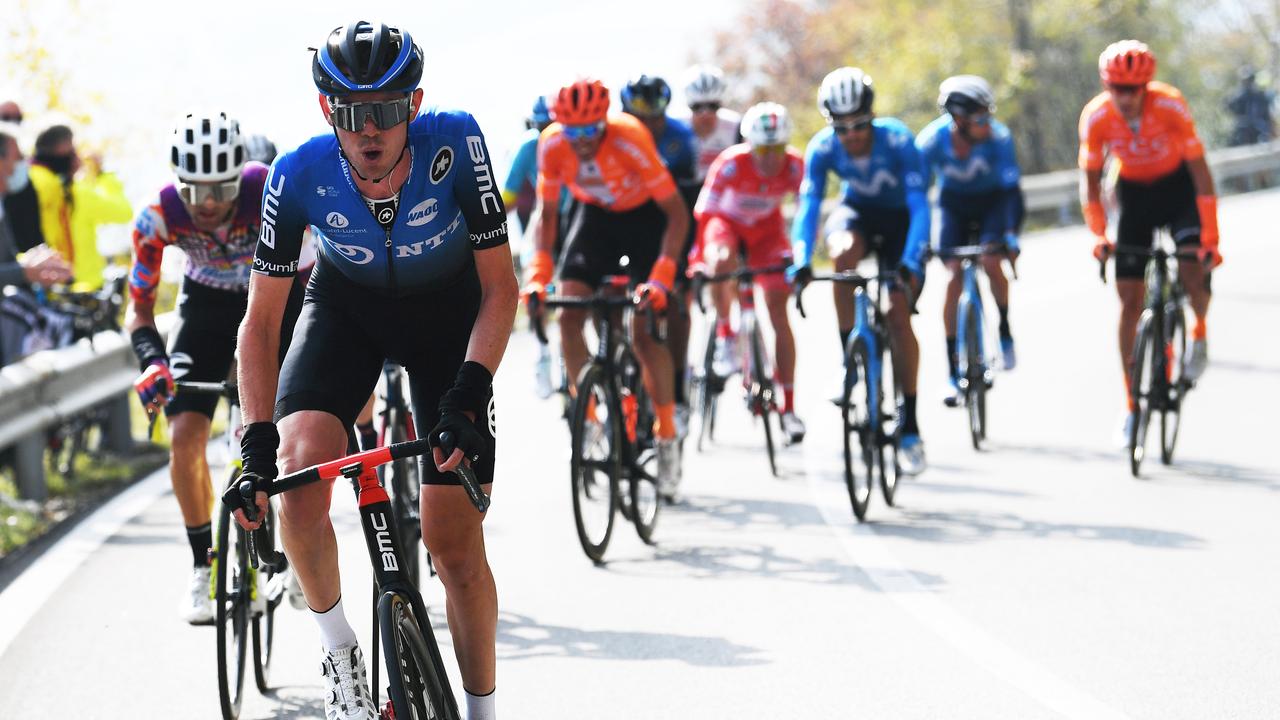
[312,21,424,96]
[620,74,672,117]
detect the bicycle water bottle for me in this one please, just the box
[535,344,553,399]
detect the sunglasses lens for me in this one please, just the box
[179,179,240,204]
[331,99,410,132]
[692,103,719,113]
[564,123,603,140]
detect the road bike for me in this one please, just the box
[795,271,911,521]
[529,276,663,564]
[375,361,426,587]
[225,432,489,720]
[1103,240,1199,476]
[944,245,1015,450]
[688,263,791,476]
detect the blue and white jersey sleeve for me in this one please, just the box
[891,124,931,270]
[914,114,950,190]
[253,152,308,277]
[790,128,835,264]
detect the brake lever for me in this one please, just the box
[438,431,490,513]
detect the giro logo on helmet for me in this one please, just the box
[326,211,350,228]
[430,146,454,184]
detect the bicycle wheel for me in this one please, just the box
[877,342,903,507]
[215,499,248,720]
[842,337,876,521]
[570,364,621,563]
[379,591,458,720]
[1129,311,1156,477]
[693,322,719,451]
[621,351,661,543]
[252,501,279,694]
[384,404,422,588]
[747,317,778,477]
[1160,305,1187,465]
[964,304,987,450]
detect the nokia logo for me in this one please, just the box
[326,211,350,228]
[406,198,439,227]
[371,513,399,572]
[430,146,454,184]
[467,135,502,215]
[260,171,286,248]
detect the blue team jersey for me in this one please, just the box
[653,115,698,185]
[502,127,540,195]
[253,108,508,294]
[915,115,1021,195]
[791,118,930,266]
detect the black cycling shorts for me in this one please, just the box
[558,200,666,288]
[1115,163,1200,280]
[275,259,495,486]
[937,187,1025,256]
[824,201,911,274]
[165,276,303,418]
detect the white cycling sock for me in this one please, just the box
[465,687,495,720]
[311,596,358,651]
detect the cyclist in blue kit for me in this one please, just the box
[234,21,516,720]
[916,75,1024,405]
[789,67,931,475]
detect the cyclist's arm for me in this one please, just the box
[501,134,537,209]
[124,204,167,335]
[1078,104,1109,237]
[899,136,931,270]
[996,131,1024,236]
[1186,156,1216,198]
[532,132,564,258]
[655,189,689,261]
[790,136,830,265]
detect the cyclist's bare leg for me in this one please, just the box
[763,286,795,388]
[275,409,348,611]
[830,230,869,338]
[169,411,214,528]
[420,483,496,695]
[631,311,675,406]
[981,254,1010,308]
[1116,279,1145,396]
[886,286,920,396]
[942,258,964,338]
[557,279,593,397]
[1177,258,1211,321]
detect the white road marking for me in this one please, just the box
[801,440,1133,720]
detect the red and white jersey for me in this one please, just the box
[694,143,804,228]
[675,107,743,181]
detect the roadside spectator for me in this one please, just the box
[0,126,73,364]
[1227,67,1276,146]
[30,124,131,290]
[0,101,45,252]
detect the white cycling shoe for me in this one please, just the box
[656,437,681,501]
[781,412,806,444]
[321,644,376,720]
[182,565,215,626]
[1184,338,1208,382]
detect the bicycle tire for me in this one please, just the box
[842,337,876,521]
[252,501,279,694]
[747,316,778,477]
[1160,305,1187,465]
[878,341,903,507]
[379,591,458,720]
[621,351,661,544]
[964,303,987,450]
[215,498,248,720]
[1129,311,1156,477]
[694,322,719,451]
[385,404,422,588]
[570,363,621,563]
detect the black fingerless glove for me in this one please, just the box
[239,422,280,482]
[429,362,493,463]
[129,326,169,372]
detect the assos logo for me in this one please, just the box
[406,198,439,227]
[430,146,454,184]
[377,207,395,225]
[260,171,286,248]
[326,211,350,229]
[370,513,399,572]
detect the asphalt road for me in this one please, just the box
[1,189,1276,719]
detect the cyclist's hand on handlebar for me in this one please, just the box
[786,262,812,287]
[429,409,483,473]
[1092,236,1114,262]
[230,471,270,531]
[1198,246,1223,270]
[1003,232,1022,262]
[133,360,173,410]
[521,250,555,304]
[896,260,923,289]
[635,281,669,312]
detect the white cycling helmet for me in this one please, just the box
[683,64,728,105]
[741,102,793,146]
[818,67,874,118]
[170,111,245,183]
[938,75,996,115]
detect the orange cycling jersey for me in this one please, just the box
[1078,81,1205,184]
[537,113,677,212]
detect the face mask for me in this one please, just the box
[35,152,74,177]
[7,158,29,194]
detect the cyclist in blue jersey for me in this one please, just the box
[234,21,516,720]
[621,74,699,430]
[789,67,930,474]
[917,75,1024,406]
[500,95,551,231]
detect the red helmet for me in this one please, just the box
[552,78,610,125]
[1099,40,1156,85]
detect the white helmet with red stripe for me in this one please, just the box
[740,102,793,146]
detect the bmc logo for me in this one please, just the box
[406,198,438,227]
[326,211,350,228]
[466,135,502,215]
[260,171,286,248]
[371,513,399,572]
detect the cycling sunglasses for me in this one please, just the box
[0,111,21,123]
[690,102,721,114]
[751,143,787,157]
[176,178,241,205]
[957,112,992,126]
[832,117,873,135]
[328,97,413,133]
[562,121,606,141]
[1107,83,1144,96]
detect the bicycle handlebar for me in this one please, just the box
[1097,245,1202,285]
[526,290,662,345]
[688,263,791,314]
[793,270,917,319]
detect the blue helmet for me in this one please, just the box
[530,96,552,126]
[620,75,672,117]
[312,21,424,96]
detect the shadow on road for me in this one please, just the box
[1166,457,1280,490]
[870,508,1204,549]
[495,611,769,667]
[246,685,325,720]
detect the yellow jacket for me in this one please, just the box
[30,163,132,290]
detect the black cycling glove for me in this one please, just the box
[429,361,492,464]
[240,422,280,482]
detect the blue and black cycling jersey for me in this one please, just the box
[653,115,698,188]
[253,108,508,294]
[790,118,930,268]
[916,114,1023,244]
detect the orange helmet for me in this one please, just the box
[552,78,610,125]
[1099,40,1156,85]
